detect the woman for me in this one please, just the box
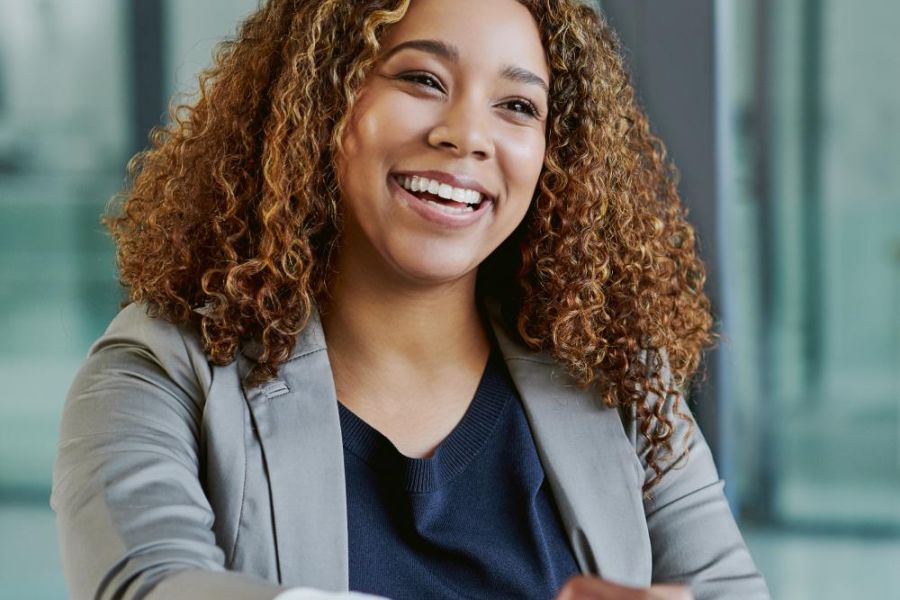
[51,0,770,599]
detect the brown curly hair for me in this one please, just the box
[104,0,717,492]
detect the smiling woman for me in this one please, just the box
[51,1,769,599]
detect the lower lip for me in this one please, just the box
[388,175,493,228]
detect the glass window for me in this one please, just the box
[719,0,900,596]
[0,2,257,597]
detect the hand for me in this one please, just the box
[554,575,693,600]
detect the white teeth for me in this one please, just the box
[396,175,485,205]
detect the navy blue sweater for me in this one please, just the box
[338,350,581,599]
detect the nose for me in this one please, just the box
[426,94,494,160]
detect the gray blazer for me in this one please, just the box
[52,303,769,600]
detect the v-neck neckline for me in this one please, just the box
[337,348,513,492]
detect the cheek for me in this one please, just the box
[517,134,547,181]
[343,94,430,162]
[504,131,546,208]
[338,95,421,212]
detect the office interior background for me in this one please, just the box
[1,0,898,597]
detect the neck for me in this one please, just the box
[320,256,489,375]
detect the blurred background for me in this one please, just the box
[0,0,897,597]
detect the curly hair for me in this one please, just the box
[104,0,717,492]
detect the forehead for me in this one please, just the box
[381,0,549,79]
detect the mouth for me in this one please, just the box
[389,173,494,221]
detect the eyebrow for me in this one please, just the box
[499,65,549,94]
[381,38,550,95]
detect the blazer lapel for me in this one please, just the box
[233,301,651,589]
[490,318,654,587]
[239,309,349,591]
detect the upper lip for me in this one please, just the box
[391,170,496,202]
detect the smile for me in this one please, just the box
[389,174,494,227]
[400,175,484,209]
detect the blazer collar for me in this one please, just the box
[238,310,326,363]
[236,303,651,589]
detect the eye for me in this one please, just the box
[397,72,445,93]
[501,98,541,119]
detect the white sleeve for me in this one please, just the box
[274,589,391,600]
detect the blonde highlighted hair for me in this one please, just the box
[105,0,716,491]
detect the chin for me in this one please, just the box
[389,253,481,286]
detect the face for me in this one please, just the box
[335,0,549,287]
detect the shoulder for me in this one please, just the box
[619,347,696,456]
[56,304,217,497]
[84,302,213,401]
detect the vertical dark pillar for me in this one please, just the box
[751,0,777,523]
[77,1,167,339]
[599,0,727,482]
[128,0,166,155]
[800,0,824,390]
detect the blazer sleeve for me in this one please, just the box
[51,303,288,600]
[625,348,771,600]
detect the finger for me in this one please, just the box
[648,583,694,600]
[555,575,647,600]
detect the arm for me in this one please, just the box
[51,304,286,599]
[624,349,771,600]
[51,304,388,600]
